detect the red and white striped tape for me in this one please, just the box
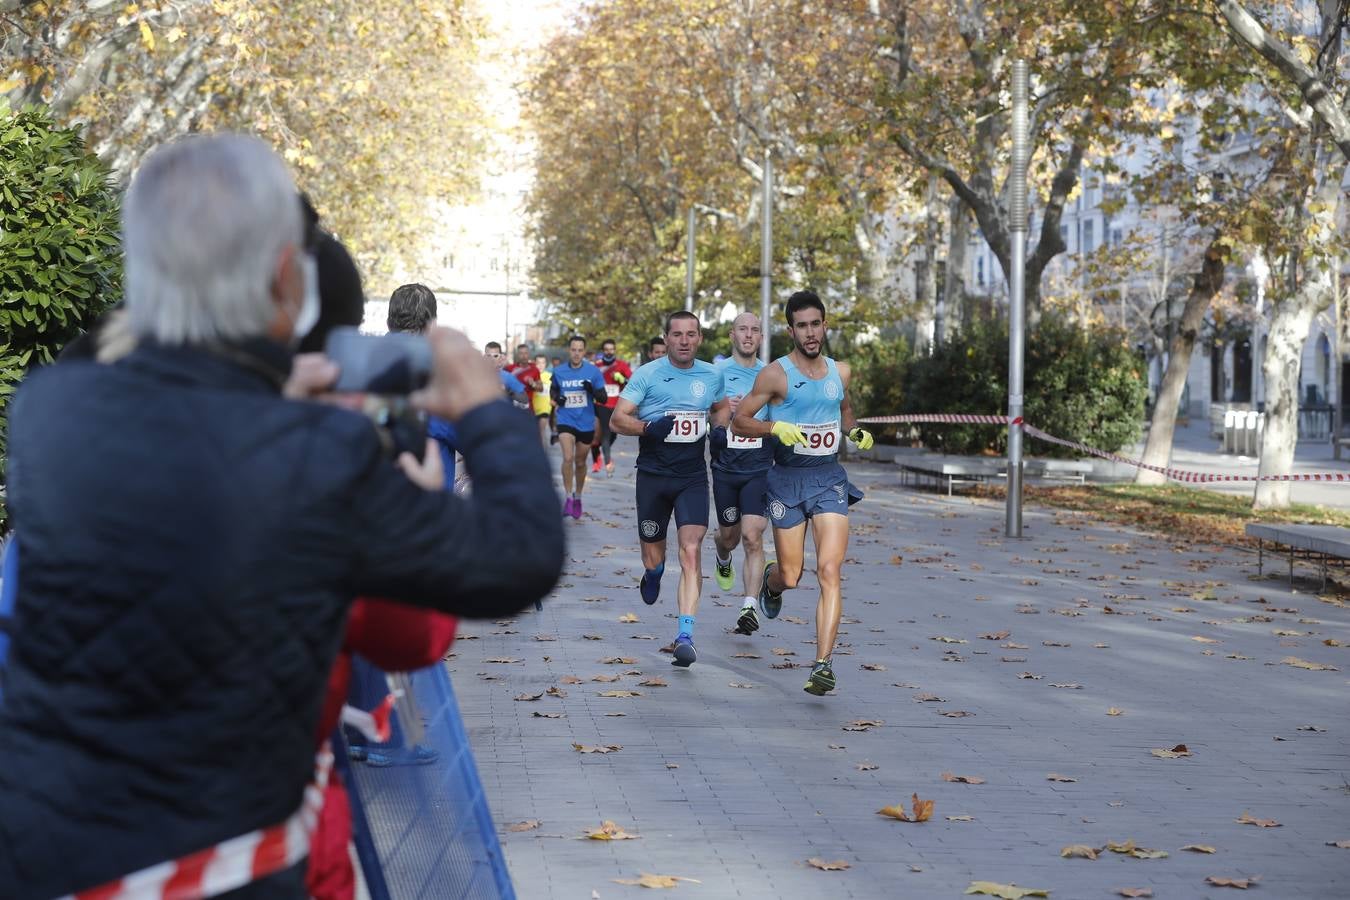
[857,414,1350,484]
[63,743,335,900]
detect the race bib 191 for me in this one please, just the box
[728,430,762,450]
[564,390,587,409]
[665,411,706,443]
[793,421,840,456]
[605,383,620,398]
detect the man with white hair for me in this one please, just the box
[0,133,563,898]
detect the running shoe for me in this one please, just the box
[562,497,575,518]
[605,461,615,477]
[734,605,759,635]
[591,457,602,473]
[714,555,735,592]
[639,570,661,605]
[758,561,783,619]
[803,659,836,696]
[671,633,697,667]
[572,498,583,519]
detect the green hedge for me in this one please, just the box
[845,333,910,438]
[900,316,1146,457]
[0,102,122,456]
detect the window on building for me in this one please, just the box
[443,253,455,270]
[1110,227,1123,248]
[490,257,499,272]
[1059,224,1069,249]
[1082,219,1095,254]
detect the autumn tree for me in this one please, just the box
[2,0,487,285]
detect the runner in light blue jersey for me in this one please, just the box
[611,311,729,668]
[710,313,775,637]
[731,291,874,697]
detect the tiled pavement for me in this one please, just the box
[448,443,1350,899]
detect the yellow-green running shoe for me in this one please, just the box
[715,554,735,592]
[803,658,836,696]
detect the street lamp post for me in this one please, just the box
[1006,59,1030,539]
[760,150,773,364]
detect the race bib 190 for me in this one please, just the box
[793,421,840,456]
[665,411,706,443]
[564,390,587,409]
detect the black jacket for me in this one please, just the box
[0,341,563,898]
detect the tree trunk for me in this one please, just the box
[1135,236,1227,486]
[911,174,941,349]
[946,195,970,331]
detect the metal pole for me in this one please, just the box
[760,150,773,364]
[1006,59,1029,538]
[685,206,696,313]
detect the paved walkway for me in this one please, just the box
[451,443,1350,898]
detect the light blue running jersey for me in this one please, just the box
[551,361,606,432]
[768,355,845,468]
[716,357,773,475]
[619,356,725,477]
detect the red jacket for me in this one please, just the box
[594,357,632,409]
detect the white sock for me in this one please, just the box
[742,595,756,609]
[716,549,731,565]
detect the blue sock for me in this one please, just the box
[645,563,664,581]
[678,614,695,638]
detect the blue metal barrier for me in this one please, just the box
[340,662,515,900]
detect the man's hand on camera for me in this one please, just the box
[284,353,339,400]
[397,438,446,491]
[411,327,502,421]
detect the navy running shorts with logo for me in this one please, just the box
[636,470,708,543]
[712,469,769,527]
[764,462,863,529]
[557,424,595,445]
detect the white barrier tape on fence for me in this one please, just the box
[857,414,1350,484]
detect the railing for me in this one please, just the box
[1299,405,1333,441]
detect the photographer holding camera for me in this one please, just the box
[0,134,563,899]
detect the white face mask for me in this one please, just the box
[292,252,321,345]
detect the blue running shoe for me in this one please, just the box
[758,561,783,619]
[640,569,661,605]
[671,633,697,667]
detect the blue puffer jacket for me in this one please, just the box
[0,341,563,899]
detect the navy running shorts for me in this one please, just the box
[557,424,595,445]
[765,462,863,529]
[712,468,769,527]
[635,470,708,543]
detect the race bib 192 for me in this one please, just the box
[665,411,706,443]
[728,430,762,450]
[793,421,840,456]
[564,390,587,409]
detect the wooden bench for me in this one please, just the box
[1246,522,1350,590]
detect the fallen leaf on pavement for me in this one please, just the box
[1236,811,1280,827]
[560,676,582,684]
[860,663,887,671]
[947,815,975,822]
[1050,683,1083,689]
[1192,636,1221,644]
[1282,656,1338,671]
[828,743,846,750]
[582,634,604,641]
[1017,672,1044,680]
[1297,724,1326,732]
[665,762,679,769]
[1042,640,1070,647]
[964,882,1050,898]
[806,858,851,871]
[1206,875,1259,889]
[877,792,934,822]
[932,636,968,644]
[913,693,946,702]
[1151,744,1192,759]
[730,652,761,659]
[618,613,640,623]
[599,690,642,698]
[728,681,756,689]
[770,661,800,669]
[939,710,974,718]
[771,647,795,656]
[1107,708,1124,716]
[890,555,904,565]
[1002,642,1030,650]
[532,712,563,718]
[573,743,621,753]
[1117,889,1152,898]
[856,761,878,771]
[1001,656,1027,663]
[843,719,883,731]
[585,820,639,840]
[1326,840,1350,848]
[980,631,1011,640]
[1128,849,1169,859]
[783,615,808,624]
[612,873,700,888]
[1107,840,1137,853]
[533,634,557,642]
[1181,845,1217,853]
[485,657,521,664]
[591,674,620,683]
[1060,844,1099,860]
[1095,642,1110,648]
[942,772,985,784]
[1046,773,1077,782]
[639,677,668,687]
[514,692,543,702]
[546,686,567,698]
[506,819,540,832]
[600,656,637,664]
